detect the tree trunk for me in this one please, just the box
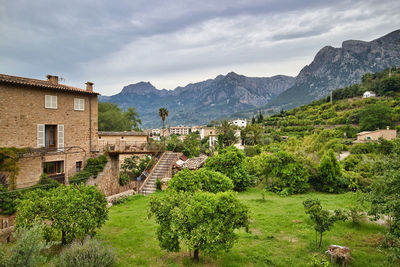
[315,231,318,248]
[61,230,67,245]
[193,249,199,262]
[318,232,323,248]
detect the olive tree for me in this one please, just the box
[15,185,108,245]
[149,191,249,262]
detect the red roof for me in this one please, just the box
[0,73,100,95]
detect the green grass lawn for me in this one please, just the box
[97,188,389,266]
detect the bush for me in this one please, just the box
[168,168,233,193]
[316,149,345,193]
[119,172,130,186]
[56,238,117,267]
[262,151,311,195]
[156,178,162,191]
[204,146,252,191]
[69,155,107,184]
[0,224,49,267]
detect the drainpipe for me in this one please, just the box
[89,96,92,152]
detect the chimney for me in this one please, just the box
[46,75,59,84]
[85,82,93,92]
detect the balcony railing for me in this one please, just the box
[96,141,165,153]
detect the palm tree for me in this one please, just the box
[158,107,169,136]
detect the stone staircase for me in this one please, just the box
[140,152,179,195]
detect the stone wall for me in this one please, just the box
[0,82,98,188]
[0,214,16,243]
[86,154,137,196]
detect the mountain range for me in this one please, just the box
[100,29,400,128]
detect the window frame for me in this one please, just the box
[45,95,57,109]
[74,98,85,111]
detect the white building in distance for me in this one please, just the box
[363,91,376,98]
[230,118,247,128]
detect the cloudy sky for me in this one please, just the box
[1,0,399,95]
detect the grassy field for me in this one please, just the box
[97,188,389,266]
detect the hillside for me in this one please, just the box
[266,29,400,110]
[100,72,295,128]
[261,68,400,139]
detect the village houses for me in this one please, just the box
[355,126,397,143]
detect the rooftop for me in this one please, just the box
[0,73,100,95]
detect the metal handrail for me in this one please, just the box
[97,140,164,153]
[138,152,166,193]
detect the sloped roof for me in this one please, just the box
[0,73,100,95]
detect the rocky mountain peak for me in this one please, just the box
[121,81,158,95]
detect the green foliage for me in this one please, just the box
[15,185,108,245]
[263,151,311,195]
[217,121,238,148]
[155,178,162,191]
[0,224,49,267]
[158,107,168,129]
[69,155,107,184]
[0,147,26,190]
[98,102,141,131]
[120,155,153,181]
[37,173,60,189]
[148,191,249,261]
[204,146,252,191]
[183,133,200,158]
[359,103,393,131]
[316,149,345,193]
[119,172,130,186]
[55,237,117,267]
[166,135,184,152]
[309,254,331,267]
[367,156,400,237]
[168,168,233,193]
[303,198,347,248]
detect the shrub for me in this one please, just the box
[156,178,162,191]
[119,172,130,186]
[263,151,311,195]
[168,168,233,193]
[69,155,107,184]
[316,149,344,193]
[204,146,252,191]
[0,224,49,267]
[56,238,117,267]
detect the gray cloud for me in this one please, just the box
[0,0,399,94]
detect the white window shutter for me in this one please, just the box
[80,99,85,110]
[45,95,51,108]
[37,124,44,147]
[58,125,64,151]
[52,96,58,108]
[74,98,79,110]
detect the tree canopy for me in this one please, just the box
[204,146,252,191]
[168,168,233,193]
[98,102,141,131]
[15,185,108,244]
[149,191,249,262]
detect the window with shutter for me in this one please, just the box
[37,124,45,147]
[45,95,57,109]
[74,98,85,111]
[58,125,64,151]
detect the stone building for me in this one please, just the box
[199,127,216,139]
[355,127,397,143]
[97,131,149,152]
[0,73,99,188]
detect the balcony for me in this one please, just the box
[97,141,165,154]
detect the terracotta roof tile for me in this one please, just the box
[0,73,100,95]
